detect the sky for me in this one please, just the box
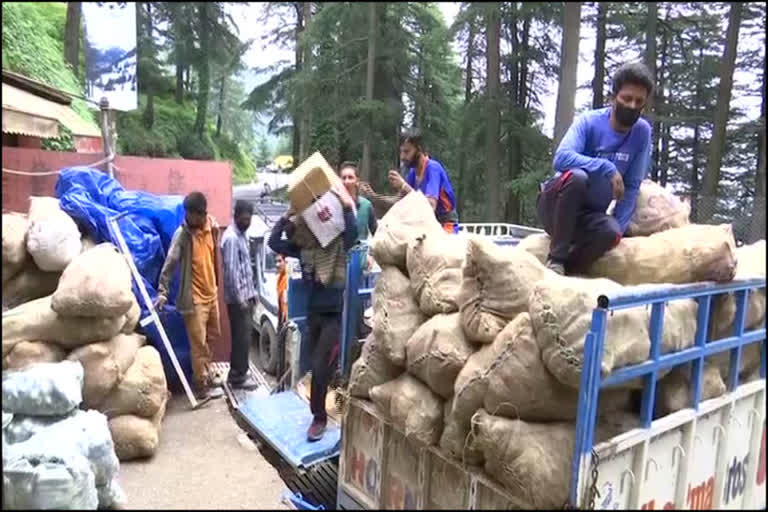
[230,2,762,141]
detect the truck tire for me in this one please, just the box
[259,321,279,375]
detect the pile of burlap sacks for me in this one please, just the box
[2,197,169,464]
[348,180,765,508]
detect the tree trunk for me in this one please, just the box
[65,2,81,77]
[660,123,670,186]
[486,4,502,221]
[553,2,582,149]
[298,2,313,161]
[701,2,743,221]
[652,15,668,182]
[361,2,378,181]
[194,2,211,138]
[173,4,184,104]
[507,3,519,106]
[505,11,529,224]
[749,50,767,242]
[690,47,704,222]
[592,2,607,109]
[644,3,658,116]
[292,3,304,164]
[141,3,155,129]
[216,76,226,138]
[457,17,475,216]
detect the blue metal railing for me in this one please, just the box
[568,278,767,506]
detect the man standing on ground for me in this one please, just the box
[156,192,224,400]
[382,130,460,234]
[221,200,260,390]
[539,62,654,276]
[268,183,358,442]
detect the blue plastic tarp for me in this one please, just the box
[55,167,193,391]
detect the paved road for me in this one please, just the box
[119,393,288,510]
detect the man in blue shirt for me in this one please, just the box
[385,131,460,234]
[539,62,654,276]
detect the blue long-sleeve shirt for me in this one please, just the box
[553,107,652,234]
[268,207,358,314]
[220,224,258,306]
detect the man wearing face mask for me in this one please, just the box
[384,130,460,234]
[538,62,654,276]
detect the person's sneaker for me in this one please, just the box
[307,417,327,442]
[228,374,260,391]
[209,372,224,387]
[546,259,566,276]
[194,386,224,401]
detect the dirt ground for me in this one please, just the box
[119,393,289,510]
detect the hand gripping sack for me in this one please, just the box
[51,243,134,318]
[459,238,546,343]
[529,275,698,389]
[109,391,169,461]
[483,314,632,422]
[26,213,82,272]
[99,346,167,419]
[67,333,146,408]
[348,334,402,399]
[370,191,444,270]
[471,410,640,509]
[372,266,425,366]
[589,224,737,285]
[405,313,475,399]
[3,341,67,372]
[627,179,691,237]
[1,361,83,416]
[3,296,127,355]
[406,233,466,315]
[370,374,444,446]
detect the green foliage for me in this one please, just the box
[41,125,75,152]
[2,2,96,126]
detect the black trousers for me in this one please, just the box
[537,169,622,275]
[307,312,341,422]
[227,303,251,384]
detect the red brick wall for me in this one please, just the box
[1,147,234,361]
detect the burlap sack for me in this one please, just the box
[406,233,466,315]
[589,224,737,285]
[656,363,726,417]
[516,233,549,264]
[439,396,484,466]
[711,240,766,340]
[372,266,425,366]
[529,275,698,389]
[99,346,167,419]
[348,334,402,399]
[109,391,168,461]
[405,313,474,399]
[626,180,691,237]
[451,342,497,426]
[66,333,147,408]
[26,212,82,272]
[28,196,64,223]
[472,410,639,508]
[459,238,547,343]
[370,374,444,446]
[52,243,134,318]
[2,341,66,371]
[2,213,29,267]
[370,191,444,270]
[2,261,61,310]
[2,296,127,355]
[483,314,632,422]
[122,296,141,334]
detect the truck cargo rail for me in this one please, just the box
[570,278,767,509]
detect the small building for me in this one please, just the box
[2,69,103,153]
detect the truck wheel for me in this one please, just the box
[259,321,279,375]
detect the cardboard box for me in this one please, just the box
[301,190,346,248]
[288,152,340,213]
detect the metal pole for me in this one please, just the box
[99,97,115,178]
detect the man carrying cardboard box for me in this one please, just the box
[269,178,358,441]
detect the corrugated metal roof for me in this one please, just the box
[2,83,101,139]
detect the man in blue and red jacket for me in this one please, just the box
[539,62,654,276]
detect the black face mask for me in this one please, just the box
[614,103,642,127]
